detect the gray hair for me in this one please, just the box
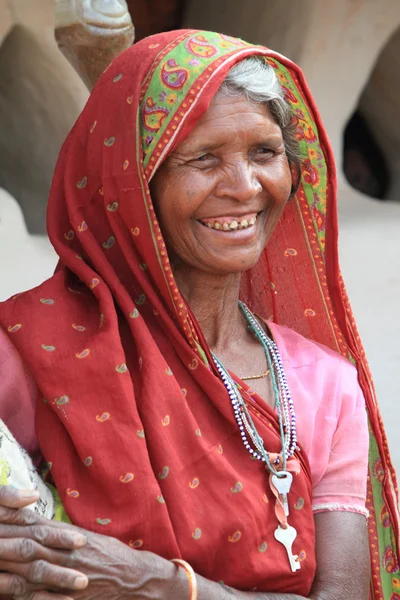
[219,57,302,195]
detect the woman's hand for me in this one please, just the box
[0,486,178,600]
[0,486,88,599]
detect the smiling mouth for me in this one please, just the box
[197,212,261,232]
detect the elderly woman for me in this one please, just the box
[0,29,398,600]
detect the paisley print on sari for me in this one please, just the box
[142,97,169,134]
[161,59,189,89]
[0,28,398,600]
[186,34,220,58]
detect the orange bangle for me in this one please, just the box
[171,558,198,600]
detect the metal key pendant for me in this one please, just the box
[271,471,293,516]
[274,524,301,573]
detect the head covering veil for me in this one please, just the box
[0,29,398,598]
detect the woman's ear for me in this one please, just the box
[288,160,301,199]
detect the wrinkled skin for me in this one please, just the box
[0,488,178,600]
[0,93,370,600]
[0,487,371,600]
[151,91,292,401]
[151,92,292,277]
[0,91,294,599]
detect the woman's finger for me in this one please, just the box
[0,505,39,526]
[0,572,65,596]
[0,572,74,598]
[0,506,88,548]
[20,594,75,600]
[0,559,88,590]
[19,594,74,600]
[0,487,39,510]
[0,538,73,565]
[0,520,87,551]
[0,524,86,551]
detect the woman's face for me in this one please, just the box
[150,92,292,276]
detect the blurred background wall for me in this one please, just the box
[0,0,399,470]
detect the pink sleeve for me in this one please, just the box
[0,327,40,463]
[311,358,369,517]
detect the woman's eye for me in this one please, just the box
[193,153,212,162]
[254,147,275,159]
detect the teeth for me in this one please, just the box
[201,215,258,231]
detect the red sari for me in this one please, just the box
[0,30,398,598]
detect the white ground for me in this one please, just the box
[1,186,399,474]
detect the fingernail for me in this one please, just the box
[71,533,87,547]
[74,576,88,590]
[20,490,39,499]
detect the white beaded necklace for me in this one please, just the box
[212,302,302,573]
[212,301,297,473]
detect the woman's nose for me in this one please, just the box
[214,162,262,203]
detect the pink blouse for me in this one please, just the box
[269,322,369,516]
[0,323,369,515]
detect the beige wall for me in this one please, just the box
[184,0,400,177]
[0,0,13,45]
[183,0,400,472]
[337,185,400,476]
[0,189,57,298]
[359,27,400,200]
[0,0,88,233]
[0,0,399,473]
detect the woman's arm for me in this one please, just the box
[196,578,306,600]
[309,512,370,600]
[0,487,370,600]
[194,512,370,600]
